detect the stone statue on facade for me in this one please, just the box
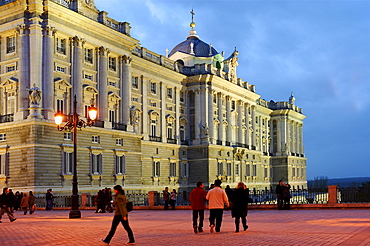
[202,123,209,136]
[130,107,139,125]
[28,84,42,105]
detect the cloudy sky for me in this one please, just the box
[94,0,370,180]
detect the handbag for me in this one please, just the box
[126,201,133,212]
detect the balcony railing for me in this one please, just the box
[338,187,370,203]
[180,140,188,145]
[225,141,231,146]
[0,114,14,123]
[149,136,161,142]
[167,138,177,144]
[112,122,127,131]
[216,140,222,145]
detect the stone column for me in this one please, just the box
[119,55,132,128]
[160,82,166,142]
[276,119,282,155]
[175,87,180,144]
[251,106,256,149]
[245,104,250,147]
[207,89,214,143]
[42,25,56,120]
[194,89,201,144]
[300,124,304,155]
[226,96,231,144]
[97,46,109,123]
[217,93,223,144]
[15,24,30,121]
[28,18,43,114]
[237,101,243,145]
[70,36,84,115]
[142,76,148,140]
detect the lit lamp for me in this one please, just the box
[54,95,97,218]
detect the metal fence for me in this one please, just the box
[33,187,370,208]
[338,187,370,203]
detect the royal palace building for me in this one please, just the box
[0,0,307,195]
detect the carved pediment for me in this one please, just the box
[54,78,72,88]
[0,78,18,88]
[108,91,121,100]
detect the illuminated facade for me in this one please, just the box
[0,0,306,195]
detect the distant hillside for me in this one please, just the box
[328,177,370,188]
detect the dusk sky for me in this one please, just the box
[94,0,370,180]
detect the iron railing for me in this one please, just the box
[338,187,370,203]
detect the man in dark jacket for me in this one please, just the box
[189,181,207,234]
[276,180,284,210]
[45,189,54,211]
[0,188,16,223]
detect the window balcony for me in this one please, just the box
[112,122,127,131]
[216,140,222,145]
[225,141,231,146]
[181,140,188,145]
[0,114,14,123]
[167,138,177,144]
[149,136,161,142]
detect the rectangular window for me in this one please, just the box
[0,153,8,176]
[151,120,156,136]
[181,161,188,177]
[116,138,122,146]
[84,74,93,80]
[108,57,116,71]
[109,81,116,87]
[92,135,100,143]
[292,167,296,177]
[226,163,232,176]
[115,155,126,175]
[231,101,236,110]
[62,151,73,174]
[150,101,157,107]
[6,36,16,53]
[246,164,250,176]
[84,48,93,63]
[180,92,185,102]
[56,66,66,73]
[150,82,156,94]
[132,76,139,89]
[6,66,16,72]
[91,153,102,174]
[56,38,66,54]
[179,126,185,142]
[0,134,6,141]
[217,162,223,176]
[170,162,176,177]
[264,167,268,178]
[64,132,72,140]
[109,110,115,123]
[57,99,64,114]
[235,164,239,176]
[167,124,173,139]
[153,161,160,177]
[252,164,257,176]
[167,88,173,99]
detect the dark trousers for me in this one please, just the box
[192,210,204,229]
[104,215,134,243]
[209,209,224,232]
[283,198,290,210]
[0,208,15,221]
[277,196,283,210]
[46,200,53,210]
[164,200,169,210]
[169,199,176,210]
[234,216,247,231]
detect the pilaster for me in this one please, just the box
[97,46,109,125]
[119,55,132,127]
[70,36,84,115]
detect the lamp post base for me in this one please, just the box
[69,210,81,219]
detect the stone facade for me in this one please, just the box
[0,0,306,195]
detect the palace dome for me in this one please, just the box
[169,35,218,58]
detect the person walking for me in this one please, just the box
[283,183,291,210]
[102,185,135,245]
[14,191,22,211]
[230,182,249,232]
[20,193,29,215]
[206,179,229,233]
[28,191,35,214]
[7,189,15,214]
[189,181,207,234]
[162,187,170,210]
[0,188,16,223]
[276,180,284,210]
[169,189,177,210]
[45,189,54,211]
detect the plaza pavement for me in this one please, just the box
[1,209,370,246]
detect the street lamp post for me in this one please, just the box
[55,95,97,218]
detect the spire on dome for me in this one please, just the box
[188,9,198,37]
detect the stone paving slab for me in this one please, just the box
[1,209,369,245]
